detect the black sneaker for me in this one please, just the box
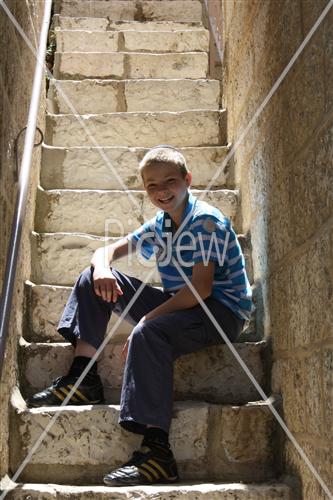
[103,442,179,486]
[26,374,105,407]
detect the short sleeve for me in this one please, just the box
[190,215,229,266]
[127,218,156,260]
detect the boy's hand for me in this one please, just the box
[93,267,123,303]
[121,336,131,363]
[121,315,148,362]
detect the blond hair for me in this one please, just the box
[139,145,188,177]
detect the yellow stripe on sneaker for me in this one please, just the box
[147,459,170,480]
[137,467,154,482]
[140,462,160,480]
[52,389,65,401]
[68,384,90,403]
[58,387,80,403]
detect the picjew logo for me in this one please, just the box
[104,217,230,269]
[136,220,230,268]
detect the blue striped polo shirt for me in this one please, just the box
[127,191,252,320]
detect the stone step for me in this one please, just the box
[45,110,226,148]
[24,281,256,345]
[25,283,133,343]
[10,390,277,484]
[54,15,204,32]
[40,145,230,190]
[2,482,293,499]
[47,78,221,114]
[54,0,203,23]
[35,188,238,236]
[20,340,266,404]
[53,51,208,80]
[30,228,251,286]
[55,28,209,53]
[30,232,161,285]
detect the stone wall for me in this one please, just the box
[221,0,333,498]
[0,0,46,478]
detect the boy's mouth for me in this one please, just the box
[158,195,174,204]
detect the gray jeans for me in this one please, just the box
[58,266,244,433]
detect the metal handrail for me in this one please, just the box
[0,0,52,378]
[14,126,44,181]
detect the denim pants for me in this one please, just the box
[58,266,245,434]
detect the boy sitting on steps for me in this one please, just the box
[27,145,252,486]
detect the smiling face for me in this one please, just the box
[141,161,192,223]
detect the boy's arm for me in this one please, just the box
[144,261,215,321]
[90,237,132,302]
[91,237,131,270]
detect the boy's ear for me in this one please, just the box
[185,171,192,187]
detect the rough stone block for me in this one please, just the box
[290,125,333,248]
[0,481,293,500]
[54,52,208,80]
[55,0,136,20]
[53,14,109,31]
[284,440,332,500]
[48,79,120,115]
[40,145,231,190]
[324,9,333,112]
[30,232,161,285]
[25,283,132,343]
[54,0,203,22]
[20,341,266,404]
[281,31,325,160]
[56,29,119,53]
[208,401,275,479]
[128,52,208,79]
[10,394,275,483]
[270,229,333,352]
[56,28,209,54]
[25,270,255,342]
[272,353,325,438]
[35,187,145,235]
[123,29,209,53]
[44,110,225,148]
[35,187,237,235]
[141,0,203,23]
[47,78,220,114]
[53,52,125,80]
[54,15,203,32]
[323,348,333,440]
[124,78,220,112]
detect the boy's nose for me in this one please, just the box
[157,186,170,195]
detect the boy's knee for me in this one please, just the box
[130,322,154,348]
[130,318,166,348]
[130,323,145,345]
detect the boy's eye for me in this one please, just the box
[167,179,175,183]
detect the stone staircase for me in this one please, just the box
[6,0,292,498]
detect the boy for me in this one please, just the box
[27,145,252,486]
